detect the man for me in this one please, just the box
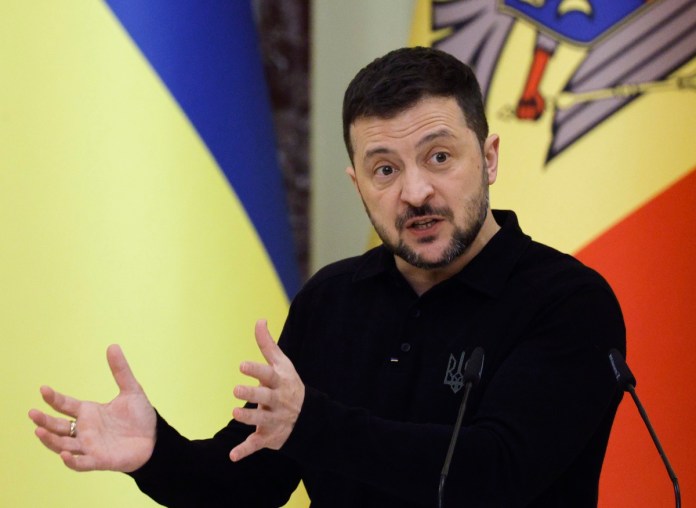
[29,47,625,507]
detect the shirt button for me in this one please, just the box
[400,342,411,352]
[413,308,421,318]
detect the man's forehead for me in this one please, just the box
[350,97,470,158]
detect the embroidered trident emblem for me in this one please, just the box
[444,351,466,394]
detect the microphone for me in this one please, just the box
[438,347,485,508]
[608,349,681,508]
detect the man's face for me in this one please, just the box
[347,96,499,270]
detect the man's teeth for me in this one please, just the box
[411,219,436,230]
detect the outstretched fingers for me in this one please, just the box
[35,426,82,455]
[228,320,305,463]
[28,408,74,436]
[229,434,263,463]
[234,384,273,408]
[29,386,86,461]
[39,385,81,419]
[239,360,276,388]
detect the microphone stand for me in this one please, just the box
[437,347,484,508]
[608,349,681,508]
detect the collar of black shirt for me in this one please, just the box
[352,210,531,298]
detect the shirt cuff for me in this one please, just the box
[127,410,187,482]
[280,386,329,464]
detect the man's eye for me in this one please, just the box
[376,165,395,176]
[433,152,448,163]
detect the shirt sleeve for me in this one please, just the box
[128,411,301,507]
[279,283,626,507]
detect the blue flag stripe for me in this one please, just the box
[104,0,300,296]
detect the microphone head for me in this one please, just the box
[608,348,637,390]
[463,347,485,385]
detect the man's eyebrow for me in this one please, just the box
[362,129,455,164]
[415,129,455,149]
[363,146,393,164]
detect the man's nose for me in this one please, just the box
[400,166,434,207]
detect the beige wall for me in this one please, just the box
[310,0,415,272]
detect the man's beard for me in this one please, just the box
[364,179,489,270]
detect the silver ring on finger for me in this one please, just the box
[69,420,77,438]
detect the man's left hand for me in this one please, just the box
[230,319,305,462]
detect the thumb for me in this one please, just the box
[254,319,282,365]
[107,344,142,394]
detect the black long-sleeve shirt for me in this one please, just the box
[130,210,626,507]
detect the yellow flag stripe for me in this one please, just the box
[1,2,294,506]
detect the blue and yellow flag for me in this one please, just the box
[410,0,696,505]
[1,1,306,506]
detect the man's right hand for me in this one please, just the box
[28,344,157,473]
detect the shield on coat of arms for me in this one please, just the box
[499,0,647,45]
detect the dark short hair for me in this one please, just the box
[342,46,488,163]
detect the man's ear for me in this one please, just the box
[483,134,500,185]
[346,166,358,189]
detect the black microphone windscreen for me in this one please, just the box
[608,348,637,389]
[463,347,485,384]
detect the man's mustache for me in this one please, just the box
[396,205,454,230]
